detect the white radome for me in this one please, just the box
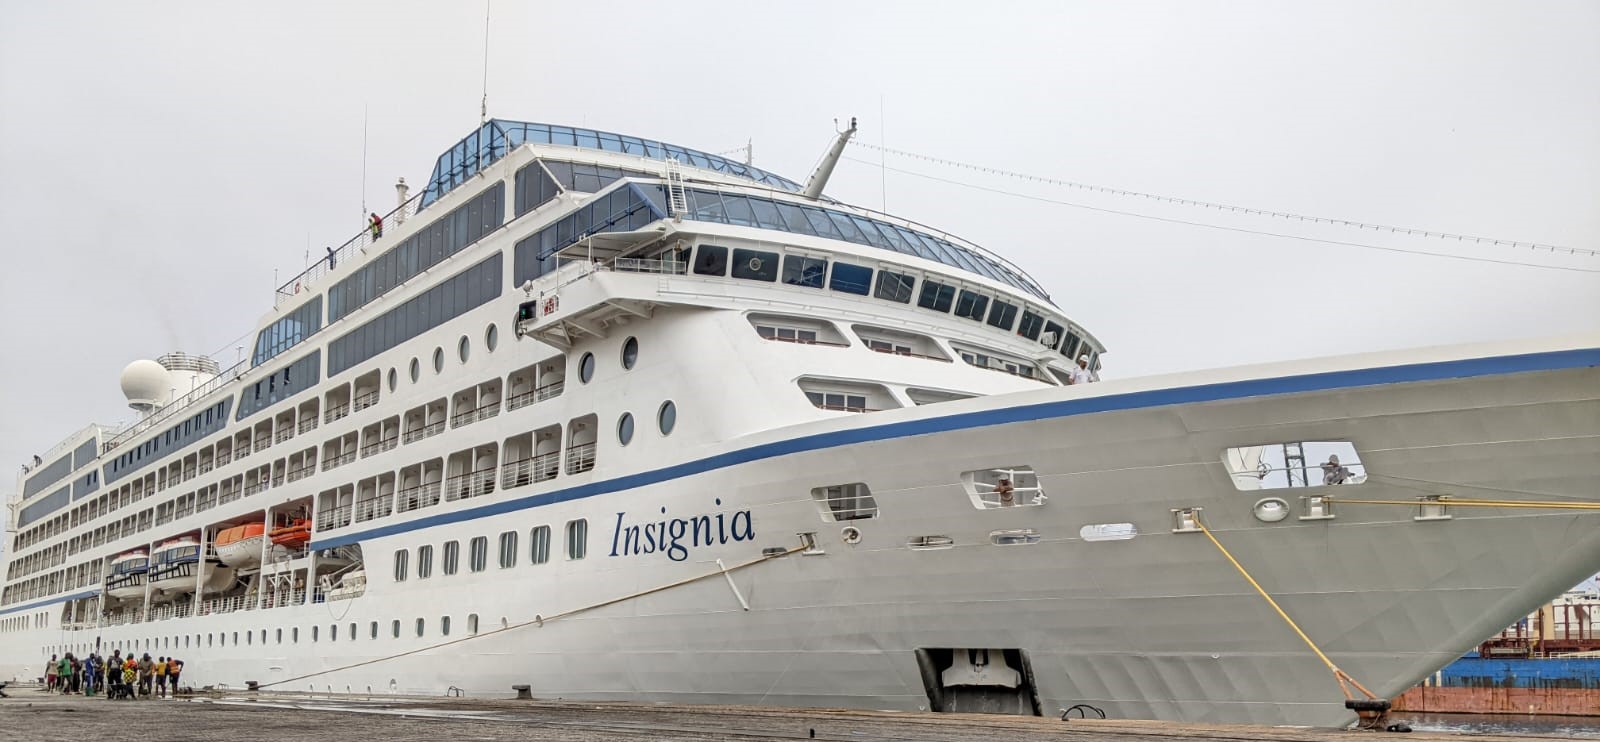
[119,358,171,411]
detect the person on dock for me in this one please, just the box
[59,654,73,694]
[122,656,137,696]
[168,657,183,695]
[45,654,57,692]
[154,657,167,698]
[105,651,122,700]
[137,653,153,698]
[83,653,98,697]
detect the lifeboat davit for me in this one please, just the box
[214,523,284,568]
[104,549,150,601]
[269,518,312,547]
[148,536,234,595]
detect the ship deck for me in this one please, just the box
[0,687,1554,741]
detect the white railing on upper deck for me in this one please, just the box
[274,192,425,308]
[102,358,247,454]
[610,257,687,275]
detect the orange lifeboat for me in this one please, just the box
[269,518,312,547]
[215,522,266,547]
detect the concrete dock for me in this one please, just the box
[0,688,1550,742]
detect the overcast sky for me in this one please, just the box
[2,1,1596,488]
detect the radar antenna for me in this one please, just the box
[802,117,857,201]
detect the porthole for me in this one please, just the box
[579,352,595,383]
[409,358,420,383]
[458,335,470,363]
[621,336,639,370]
[617,412,635,446]
[485,324,498,352]
[433,347,444,373]
[657,400,677,436]
[387,368,397,392]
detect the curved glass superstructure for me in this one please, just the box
[420,119,803,210]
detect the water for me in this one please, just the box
[1404,712,1600,738]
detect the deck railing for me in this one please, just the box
[566,442,597,475]
[298,417,319,434]
[317,504,353,531]
[352,390,381,412]
[274,191,423,308]
[500,451,560,489]
[402,420,445,444]
[444,468,497,501]
[396,481,442,512]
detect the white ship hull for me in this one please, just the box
[8,337,1597,727]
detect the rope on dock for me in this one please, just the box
[256,544,806,690]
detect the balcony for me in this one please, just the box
[352,390,380,413]
[322,451,356,471]
[450,408,479,429]
[354,494,394,523]
[396,482,442,512]
[361,435,399,458]
[325,402,351,424]
[501,451,561,489]
[444,468,496,501]
[275,428,295,444]
[402,420,445,444]
[298,417,319,434]
[566,442,597,475]
[317,504,353,532]
[286,464,316,483]
[243,480,269,497]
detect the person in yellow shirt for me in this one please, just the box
[154,657,168,699]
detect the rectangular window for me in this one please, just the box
[442,540,459,575]
[874,270,915,303]
[392,549,408,582]
[498,530,518,568]
[954,290,989,321]
[469,536,488,572]
[1018,311,1045,341]
[565,519,587,560]
[731,248,779,281]
[986,299,1018,330]
[828,262,873,296]
[693,244,728,276]
[1222,441,1367,491]
[416,545,433,579]
[810,483,879,521]
[917,281,955,313]
[780,255,827,288]
[529,526,551,565]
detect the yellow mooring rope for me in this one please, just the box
[1192,513,1379,703]
[1325,496,1600,511]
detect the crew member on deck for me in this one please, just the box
[1321,455,1352,485]
[369,212,383,240]
[995,478,1016,507]
[1070,355,1095,385]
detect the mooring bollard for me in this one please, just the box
[245,680,260,692]
[512,684,532,700]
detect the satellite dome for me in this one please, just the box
[120,359,172,412]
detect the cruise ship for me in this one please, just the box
[3,119,1598,728]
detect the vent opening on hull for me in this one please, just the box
[915,648,1042,716]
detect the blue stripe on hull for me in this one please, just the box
[309,346,1600,550]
